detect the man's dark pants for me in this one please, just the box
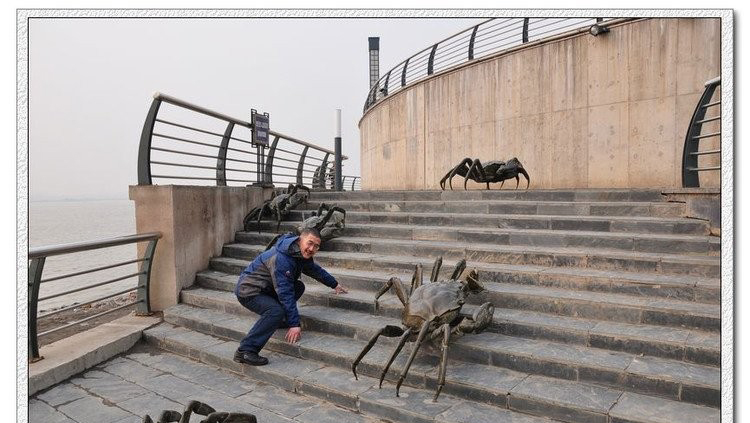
[237,280,305,354]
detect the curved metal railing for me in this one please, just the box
[682,77,721,188]
[28,232,162,361]
[363,17,626,113]
[139,93,352,189]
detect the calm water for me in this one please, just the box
[29,200,138,312]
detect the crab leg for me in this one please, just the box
[378,327,413,387]
[520,167,530,189]
[464,159,484,191]
[429,257,442,282]
[395,319,431,397]
[352,325,404,380]
[433,323,452,402]
[375,277,409,311]
[449,258,467,280]
[409,263,423,295]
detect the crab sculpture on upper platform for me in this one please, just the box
[243,184,310,232]
[142,400,257,423]
[351,256,494,402]
[440,157,530,190]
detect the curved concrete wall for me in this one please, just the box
[359,18,721,190]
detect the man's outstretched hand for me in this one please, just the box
[286,327,301,343]
[334,284,348,294]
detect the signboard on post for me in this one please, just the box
[251,109,270,146]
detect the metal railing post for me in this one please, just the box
[352,176,358,191]
[522,18,530,43]
[314,153,330,189]
[334,110,343,191]
[136,238,159,316]
[682,77,721,187]
[427,44,438,75]
[401,58,410,87]
[28,257,45,361]
[216,122,234,186]
[264,135,280,186]
[297,146,309,186]
[137,97,162,185]
[468,25,479,60]
[381,71,391,97]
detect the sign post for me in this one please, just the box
[251,109,271,186]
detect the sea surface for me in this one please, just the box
[29,200,139,312]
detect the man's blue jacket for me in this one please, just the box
[234,233,338,327]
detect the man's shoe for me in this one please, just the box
[233,350,269,366]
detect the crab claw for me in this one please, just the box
[519,167,530,189]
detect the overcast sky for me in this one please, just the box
[28,16,484,200]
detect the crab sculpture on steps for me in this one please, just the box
[243,184,311,232]
[142,400,257,423]
[263,203,347,250]
[351,256,495,402]
[440,157,530,190]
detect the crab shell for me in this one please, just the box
[402,281,467,330]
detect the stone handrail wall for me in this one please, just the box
[359,18,721,190]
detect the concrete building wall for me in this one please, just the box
[129,185,269,311]
[359,18,721,190]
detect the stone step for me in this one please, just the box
[211,251,720,304]
[162,298,721,410]
[299,199,686,218]
[245,223,719,256]
[143,322,562,423]
[283,209,710,235]
[224,236,721,278]
[196,269,719,366]
[307,189,667,203]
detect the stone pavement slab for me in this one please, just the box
[29,399,76,423]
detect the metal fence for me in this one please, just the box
[139,93,359,190]
[28,232,161,361]
[682,77,721,188]
[364,17,626,113]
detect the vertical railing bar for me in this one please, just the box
[28,257,45,361]
[297,146,309,186]
[264,135,280,186]
[468,24,480,60]
[137,98,162,185]
[427,44,438,75]
[682,79,721,187]
[136,239,158,315]
[522,18,530,43]
[382,71,391,97]
[401,58,410,87]
[216,122,234,187]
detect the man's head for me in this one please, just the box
[298,228,322,259]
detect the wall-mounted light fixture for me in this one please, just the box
[589,24,610,37]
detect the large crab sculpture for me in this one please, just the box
[263,203,347,250]
[351,257,494,402]
[142,400,257,423]
[440,157,530,190]
[243,184,310,232]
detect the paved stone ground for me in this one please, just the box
[29,342,384,423]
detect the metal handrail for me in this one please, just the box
[28,232,162,362]
[363,17,629,113]
[682,77,721,187]
[139,93,355,190]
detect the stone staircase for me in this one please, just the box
[144,189,721,423]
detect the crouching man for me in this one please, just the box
[234,228,348,365]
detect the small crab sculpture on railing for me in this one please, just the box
[142,400,257,423]
[263,203,347,250]
[440,157,530,190]
[243,184,310,232]
[351,256,495,402]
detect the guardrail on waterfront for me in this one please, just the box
[363,17,626,113]
[28,232,162,361]
[682,77,721,188]
[138,93,359,190]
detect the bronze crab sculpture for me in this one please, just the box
[243,184,310,232]
[263,203,347,250]
[440,157,530,190]
[351,256,494,402]
[141,401,256,423]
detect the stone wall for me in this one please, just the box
[359,18,721,190]
[129,185,270,311]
